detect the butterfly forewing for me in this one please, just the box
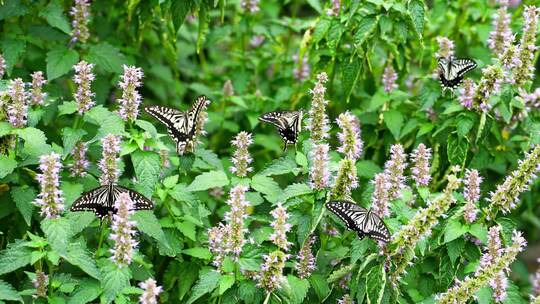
[326,200,391,243]
[259,110,303,150]
[113,185,154,210]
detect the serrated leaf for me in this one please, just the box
[170,183,197,203]
[62,128,86,158]
[251,175,282,203]
[383,110,404,140]
[447,134,469,165]
[84,106,125,140]
[260,156,299,176]
[176,220,196,242]
[132,150,160,198]
[287,275,310,304]
[135,120,158,138]
[66,212,95,235]
[218,274,235,295]
[312,17,331,44]
[0,240,32,275]
[67,279,100,304]
[46,45,79,81]
[41,217,73,255]
[187,170,229,192]
[0,155,16,178]
[15,127,52,161]
[444,220,468,243]
[278,183,312,203]
[10,185,35,226]
[132,211,170,250]
[40,0,70,34]
[187,269,220,304]
[356,161,382,179]
[342,56,362,102]
[171,0,193,32]
[183,247,212,260]
[353,16,378,45]
[58,101,78,116]
[408,0,425,39]
[194,148,223,171]
[65,241,101,280]
[100,262,131,303]
[176,262,200,301]
[309,274,330,301]
[0,38,25,74]
[0,0,28,20]
[366,264,386,304]
[0,280,22,302]
[85,42,124,73]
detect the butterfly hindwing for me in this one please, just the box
[438,57,476,90]
[326,200,391,243]
[113,185,154,210]
[259,110,303,151]
[144,96,209,155]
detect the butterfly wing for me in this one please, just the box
[326,200,368,237]
[259,111,302,150]
[112,185,154,211]
[362,210,391,243]
[184,96,210,152]
[70,185,113,218]
[438,57,477,90]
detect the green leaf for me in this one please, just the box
[10,185,36,226]
[196,3,210,54]
[0,155,16,178]
[309,274,330,301]
[342,56,362,102]
[100,262,132,303]
[132,211,170,250]
[383,110,404,140]
[447,238,465,265]
[444,220,468,243]
[356,161,382,179]
[260,156,299,176]
[15,127,52,161]
[85,42,124,73]
[135,120,158,138]
[84,106,125,140]
[46,45,79,81]
[132,150,160,198]
[278,183,312,203]
[176,220,197,241]
[62,128,87,158]
[41,217,73,255]
[251,175,283,203]
[218,274,235,295]
[469,223,488,244]
[186,269,221,304]
[67,279,101,304]
[0,240,32,275]
[456,116,474,138]
[58,101,78,116]
[0,38,25,74]
[312,17,331,44]
[408,0,425,39]
[176,262,199,301]
[40,0,71,34]
[353,16,378,45]
[366,264,386,304]
[171,0,193,32]
[66,212,95,235]
[194,149,223,171]
[447,134,469,165]
[287,275,310,304]
[187,170,229,192]
[170,183,197,203]
[0,280,22,302]
[182,247,212,260]
[0,0,28,20]
[65,241,101,280]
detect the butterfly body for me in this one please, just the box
[70,184,153,218]
[437,56,477,90]
[145,96,209,155]
[326,200,390,243]
[259,110,303,151]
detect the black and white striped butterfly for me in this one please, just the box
[145,96,209,155]
[326,200,391,243]
[70,184,153,218]
[437,56,477,90]
[259,110,303,151]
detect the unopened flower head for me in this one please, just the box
[70,141,89,177]
[336,112,363,161]
[250,35,265,48]
[436,37,455,59]
[308,72,330,142]
[269,203,292,251]
[32,270,48,299]
[295,235,316,279]
[7,78,28,128]
[371,173,391,218]
[327,0,341,16]
[34,153,65,219]
[391,174,461,283]
[241,0,260,13]
[411,143,432,187]
[117,65,144,122]
[293,53,310,82]
[30,71,47,105]
[139,278,163,304]
[382,64,398,93]
[73,61,95,115]
[0,53,5,79]
[309,143,331,190]
[512,6,539,86]
[331,158,358,200]
[109,192,138,267]
[230,131,253,177]
[159,149,170,169]
[224,185,250,257]
[488,5,513,57]
[256,250,288,292]
[436,230,526,304]
[223,79,235,97]
[384,144,408,200]
[487,144,540,217]
[459,79,476,109]
[98,134,122,185]
[70,0,91,44]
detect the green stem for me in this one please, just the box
[263,292,272,304]
[96,220,107,257]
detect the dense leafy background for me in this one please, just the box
[1,0,540,303]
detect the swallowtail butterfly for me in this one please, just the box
[326,200,391,243]
[145,96,209,155]
[259,110,303,151]
[437,56,477,90]
[70,184,153,218]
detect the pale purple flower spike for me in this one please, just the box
[34,153,65,219]
[109,192,138,267]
